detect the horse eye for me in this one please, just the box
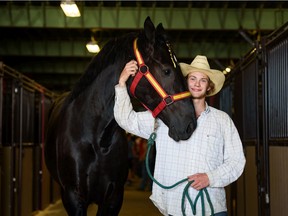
[163,69,171,76]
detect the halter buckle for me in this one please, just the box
[164,95,174,106]
[139,65,148,74]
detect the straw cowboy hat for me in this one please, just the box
[179,55,225,96]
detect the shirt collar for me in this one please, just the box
[198,102,210,119]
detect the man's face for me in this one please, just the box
[187,72,210,99]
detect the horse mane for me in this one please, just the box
[63,32,138,106]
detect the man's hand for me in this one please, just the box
[119,60,138,87]
[188,173,210,190]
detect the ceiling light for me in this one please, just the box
[225,67,231,73]
[60,1,81,17]
[86,38,100,53]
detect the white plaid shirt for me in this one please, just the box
[114,85,246,216]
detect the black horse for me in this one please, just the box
[45,17,197,216]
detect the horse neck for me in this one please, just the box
[87,66,121,117]
[73,35,135,119]
[80,67,123,141]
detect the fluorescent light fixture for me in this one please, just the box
[60,1,81,17]
[86,41,100,53]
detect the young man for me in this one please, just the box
[114,55,246,216]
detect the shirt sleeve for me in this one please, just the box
[206,115,246,187]
[114,84,155,139]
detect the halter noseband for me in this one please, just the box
[129,38,191,117]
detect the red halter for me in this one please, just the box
[129,38,191,117]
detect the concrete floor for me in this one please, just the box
[34,178,162,216]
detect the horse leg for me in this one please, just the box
[61,187,88,216]
[96,183,125,216]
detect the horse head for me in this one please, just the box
[127,17,197,141]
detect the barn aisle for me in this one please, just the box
[34,178,161,216]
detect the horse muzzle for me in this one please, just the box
[168,120,197,141]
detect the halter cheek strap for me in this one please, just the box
[130,38,191,117]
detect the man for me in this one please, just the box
[114,55,246,216]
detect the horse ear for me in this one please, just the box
[156,23,166,38]
[156,23,170,42]
[144,16,156,44]
[156,23,165,33]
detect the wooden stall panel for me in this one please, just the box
[41,156,51,210]
[269,147,288,216]
[236,172,245,216]
[0,147,13,216]
[244,146,258,216]
[14,147,33,216]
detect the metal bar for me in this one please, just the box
[255,40,262,216]
[262,37,271,216]
[0,63,57,98]
[11,80,16,216]
[17,80,23,216]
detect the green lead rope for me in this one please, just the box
[145,132,215,216]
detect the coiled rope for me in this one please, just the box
[145,132,215,216]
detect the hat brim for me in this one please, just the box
[179,63,225,96]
